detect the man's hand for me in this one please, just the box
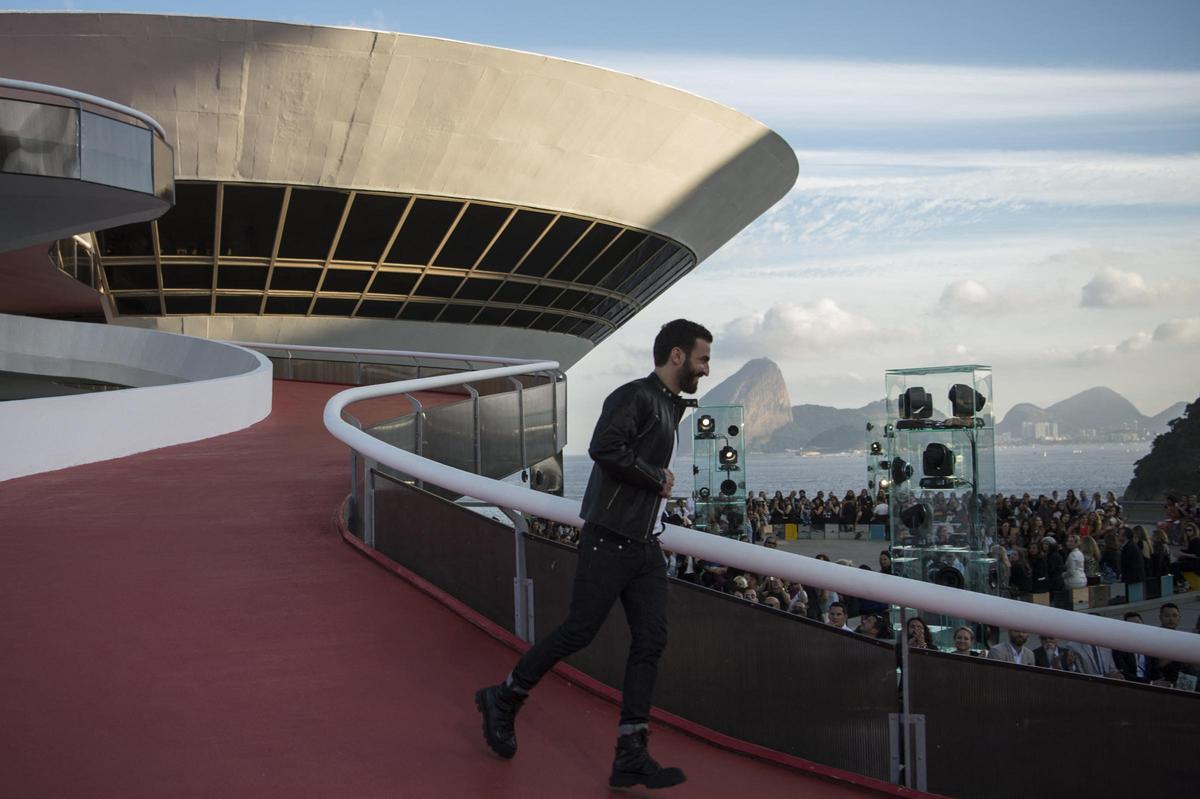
[660,468,675,498]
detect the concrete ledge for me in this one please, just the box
[0,313,271,481]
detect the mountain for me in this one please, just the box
[1125,396,1200,500]
[997,386,1185,439]
[764,399,889,452]
[697,358,792,448]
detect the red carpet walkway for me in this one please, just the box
[1,381,892,798]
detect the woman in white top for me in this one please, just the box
[1064,533,1087,589]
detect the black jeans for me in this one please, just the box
[511,522,668,727]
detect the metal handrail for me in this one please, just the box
[0,77,168,139]
[322,359,1200,665]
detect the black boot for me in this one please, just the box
[474,683,526,759]
[609,729,687,790]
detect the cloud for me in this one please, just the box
[1153,317,1200,343]
[938,279,992,310]
[1080,267,1155,308]
[721,299,877,359]
[571,53,1200,131]
[1071,331,1152,365]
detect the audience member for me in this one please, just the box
[1156,603,1184,685]
[827,601,852,632]
[1033,636,1067,669]
[1111,611,1162,684]
[987,630,1035,665]
[952,626,980,656]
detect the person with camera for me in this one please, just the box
[475,319,711,791]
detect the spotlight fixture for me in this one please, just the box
[868,479,876,489]
[898,386,932,420]
[865,421,875,431]
[696,414,716,437]
[719,445,739,467]
[870,441,883,455]
[879,460,890,470]
[720,479,738,496]
[899,501,930,533]
[923,443,955,477]
[890,457,913,486]
[727,424,740,437]
[698,487,711,500]
[878,478,890,489]
[949,384,986,418]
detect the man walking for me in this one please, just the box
[475,319,711,790]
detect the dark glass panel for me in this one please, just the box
[334,193,409,262]
[157,183,215,256]
[220,185,284,257]
[214,295,262,314]
[550,223,620,281]
[515,216,589,277]
[319,269,372,293]
[368,271,418,296]
[593,297,619,318]
[269,267,322,292]
[600,236,665,291]
[386,199,462,265]
[527,285,564,307]
[216,266,268,290]
[96,224,152,257]
[578,322,605,341]
[163,295,212,315]
[474,306,511,325]
[529,312,564,331]
[105,264,158,290]
[114,295,160,315]
[455,277,501,301]
[312,297,357,316]
[572,292,609,317]
[492,281,533,304]
[439,304,478,324]
[632,252,693,305]
[554,318,586,335]
[503,309,537,328]
[550,289,587,311]
[277,188,348,260]
[578,230,646,285]
[613,242,680,295]
[398,302,442,321]
[356,300,402,318]
[477,210,553,272]
[433,203,510,268]
[265,296,312,314]
[413,274,462,298]
[160,264,212,290]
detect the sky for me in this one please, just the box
[15,1,1200,450]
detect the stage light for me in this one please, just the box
[698,487,711,499]
[719,445,738,467]
[890,457,913,486]
[696,414,715,436]
[879,460,889,470]
[878,478,890,489]
[949,384,986,418]
[865,421,874,431]
[899,501,930,532]
[720,479,737,496]
[727,424,740,437]
[898,386,932,420]
[923,443,954,477]
[870,441,882,455]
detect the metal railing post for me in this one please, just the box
[502,508,535,642]
[354,353,363,385]
[463,383,481,474]
[362,458,377,548]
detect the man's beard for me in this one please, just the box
[680,362,701,394]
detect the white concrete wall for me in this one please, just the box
[0,313,272,481]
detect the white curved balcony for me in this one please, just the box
[0,78,173,253]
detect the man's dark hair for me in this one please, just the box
[828,601,846,613]
[1161,602,1179,612]
[1123,611,1143,621]
[653,319,712,366]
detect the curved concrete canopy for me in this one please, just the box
[0,12,797,263]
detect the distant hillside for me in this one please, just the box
[764,400,888,452]
[697,358,792,448]
[997,386,1185,439]
[1126,396,1200,500]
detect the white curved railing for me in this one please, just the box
[323,358,1200,665]
[0,77,167,138]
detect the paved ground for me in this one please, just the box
[0,380,895,798]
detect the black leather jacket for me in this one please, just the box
[579,372,689,542]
